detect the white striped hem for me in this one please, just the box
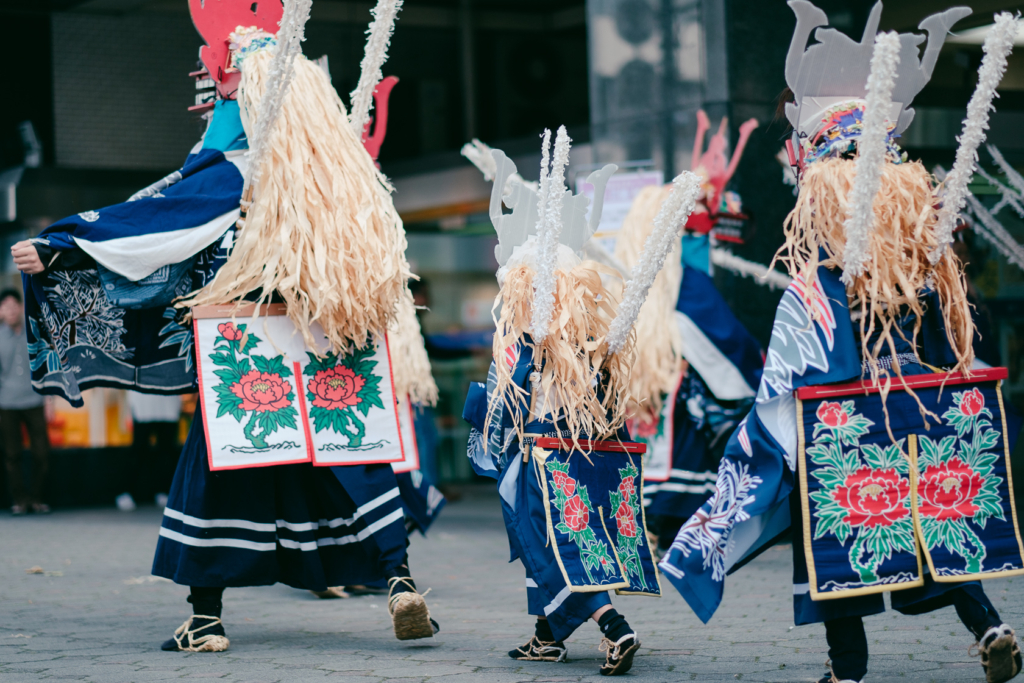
[543,585,573,616]
[163,487,401,535]
[158,527,276,552]
[159,508,405,552]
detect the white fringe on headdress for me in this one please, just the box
[841,31,901,285]
[388,287,438,407]
[711,248,793,290]
[931,12,1017,264]
[606,171,701,355]
[530,127,570,344]
[243,0,312,194]
[182,48,411,354]
[348,0,404,138]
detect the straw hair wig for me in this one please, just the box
[183,47,411,354]
[490,261,634,443]
[774,157,975,380]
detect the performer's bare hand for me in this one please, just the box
[12,241,44,275]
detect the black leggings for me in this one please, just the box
[825,584,1002,680]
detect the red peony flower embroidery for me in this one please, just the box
[552,470,576,497]
[218,322,243,342]
[615,501,637,538]
[619,476,635,498]
[959,388,985,417]
[816,401,848,428]
[833,466,910,528]
[564,494,590,532]
[918,457,985,522]
[230,370,291,413]
[631,416,659,439]
[307,365,366,411]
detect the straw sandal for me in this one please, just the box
[163,615,229,652]
[309,587,350,599]
[598,633,640,676]
[387,577,438,641]
[972,624,1022,683]
[508,635,567,662]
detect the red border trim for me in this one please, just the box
[795,367,1009,400]
[392,397,421,474]
[293,361,315,462]
[311,333,404,467]
[534,437,647,454]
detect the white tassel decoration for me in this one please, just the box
[841,31,901,285]
[711,248,793,290]
[606,170,701,355]
[931,12,1017,264]
[349,0,404,138]
[530,127,570,343]
[243,0,312,195]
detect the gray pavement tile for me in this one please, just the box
[3,492,1023,682]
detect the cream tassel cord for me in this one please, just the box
[181,48,411,354]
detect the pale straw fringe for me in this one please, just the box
[613,184,683,424]
[243,0,312,195]
[388,287,438,407]
[181,49,411,354]
[774,158,975,385]
[488,263,634,444]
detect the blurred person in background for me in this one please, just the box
[0,288,50,515]
[116,392,182,511]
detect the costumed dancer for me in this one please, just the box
[463,127,702,675]
[659,5,1024,683]
[16,0,440,651]
[613,112,766,555]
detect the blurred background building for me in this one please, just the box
[1,0,1023,503]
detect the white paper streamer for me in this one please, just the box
[841,31,901,285]
[931,12,1017,264]
[348,0,404,138]
[244,0,313,194]
[530,127,570,343]
[606,171,701,355]
[936,164,1024,274]
[711,248,793,290]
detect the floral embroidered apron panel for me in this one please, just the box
[796,368,1024,601]
[532,438,662,597]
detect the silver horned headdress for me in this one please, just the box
[785,1,970,150]
[488,146,617,268]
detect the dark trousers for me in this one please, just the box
[2,406,50,506]
[128,421,179,501]
[825,583,1003,680]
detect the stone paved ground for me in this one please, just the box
[1,486,1022,683]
